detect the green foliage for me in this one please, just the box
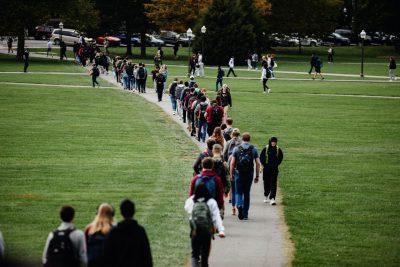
[192,0,267,65]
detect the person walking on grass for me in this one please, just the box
[169,78,178,114]
[223,128,241,215]
[261,64,271,94]
[173,42,179,58]
[60,40,67,61]
[312,57,324,80]
[193,139,216,175]
[190,157,225,212]
[137,63,147,93]
[260,136,284,206]
[47,39,53,57]
[42,205,87,267]
[90,64,100,87]
[217,84,232,122]
[389,56,396,81]
[7,37,13,53]
[309,53,317,74]
[85,203,115,267]
[328,46,334,63]
[23,48,29,73]
[226,57,237,77]
[103,199,152,267]
[185,182,225,267]
[216,66,225,92]
[230,133,261,220]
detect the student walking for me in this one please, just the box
[90,64,100,87]
[223,129,241,215]
[197,52,205,77]
[169,78,178,114]
[212,144,231,200]
[251,52,259,70]
[210,127,225,147]
[217,84,232,122]
[42,205,87,267]
[309,53,317,74]
[328,46,334,63]
[185,183,225,267]
[7,37,13,53]
[260,137,284,206]
[389,56,396,81]
[193,139,216,174]
[103,199,152,267]
[85,203,115,267]
[23,49,29,73]
[261,64,271,94]
[47,40,53,57]
[222,118,234,142]
[155,72,166,102]
[216,66,224,91]
[206,100,224,138]
[60,41,67,60]
[195,96,209,143]
[312,57,325,80]
[227,57,237,77]
[173,42,179,58]
[230,133,261,220]
[137,63,147,93]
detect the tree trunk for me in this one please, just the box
[140,30,146,58]
[16,30,25,61]
[126,30,132,57]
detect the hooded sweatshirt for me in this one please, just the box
[260,138,283,171]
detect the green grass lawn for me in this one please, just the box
[0,60,198,265]
[1,52,400,266]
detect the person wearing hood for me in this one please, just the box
[259,137,284,205]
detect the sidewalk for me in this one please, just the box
[99,74,293,267]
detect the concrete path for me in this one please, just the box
[98,73,293,267]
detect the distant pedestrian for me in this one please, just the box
[137,63,147,93]
[60,40,67,60]
[169,78,178,114]
[7,37,13,53]
[206,100,224,138]
[195,95,209,143]
[104,34,110,55]
[23,49,29,73]
[103,199,153,267]
[312,57,324,80]
[261,64,271,94]
[328,46,334,63]
[217,84,232,122]
[260,137,284,206]
[173,42,179,58]
[230,133,261,220]
[175,80,185,118]
[197,52,205,77]
[309,53,317,74]
[247,52,252,70]
[155,72,166,101]
[42,205,87,267]
[46,40,53,57]
[189,54,197,77]
[222,118,234,142]
[389,56,396,81]
[90,64,100,87]
[269,54,276,78]
[227,57,237,77]
[212,144,231,200]
[216,66,225,91]
[85,203,115,267]
[251,52,258,70]
[185,182,225,267]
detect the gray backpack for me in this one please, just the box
[190,200,213,236]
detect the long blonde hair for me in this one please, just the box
[87,203,115,235]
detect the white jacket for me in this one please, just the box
[184,196,225,232]
[229,58,234,68]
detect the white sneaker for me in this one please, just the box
[270,199,276,205]
[172,111,176,115]
[267,89,271,94]
[263,198,269,203]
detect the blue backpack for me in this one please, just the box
[195,175,216,198]
[236,145,255,173]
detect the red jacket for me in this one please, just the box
[206,105,224,124]
[189,170,224,209]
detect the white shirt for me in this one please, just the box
[229,58,234,68]
[42,222,87,266]
[261,67,268,79]
[198,54,203,64]
[47,41,52,49]
[184,196,225,232]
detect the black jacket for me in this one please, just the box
[260,142,283,171]
[102,219,152,267]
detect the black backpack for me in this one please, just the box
[213,159,228,188]
[92,67,100,77]
[197,104,208,121]
[236,145,254,173]
[138,67,145,79]
[211,106,222,124]
[45,228,79,267]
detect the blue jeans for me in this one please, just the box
[231,170,238,207]
[170,95,177,111]
[216,78,222,91]
[235,171,254,217]
[130,76,136,90]
[123,76,129,89]
[197,121,208,142]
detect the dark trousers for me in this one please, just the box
[191,233,211,267]
[308,65,314,74]
[263,169,278,199]
[207,123,216,137]
[138,79,146,93]
[182,109,187,123]
[189,65,196,76]
[92,75,99,87]
[216,78,222,91]
[24,62,29,72]
[227,67,236,77]
[328,54,333,63]
[262,78,269,91]
[235,172,253,218]
[156,85,163,101]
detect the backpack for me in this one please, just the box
[86,231,107,263]
[195,175,217,199]
[45,228,78,267]
[190,200,213,236]
[197,104,207,121]
[188,97,197,112]
[213,159,228,191]
[92,67,99,77]
[236,145,254,173]
[138,67,145,79]
[211,106,222,124]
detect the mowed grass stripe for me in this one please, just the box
[0,84,198,266]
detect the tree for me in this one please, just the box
[191,0,267,66]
